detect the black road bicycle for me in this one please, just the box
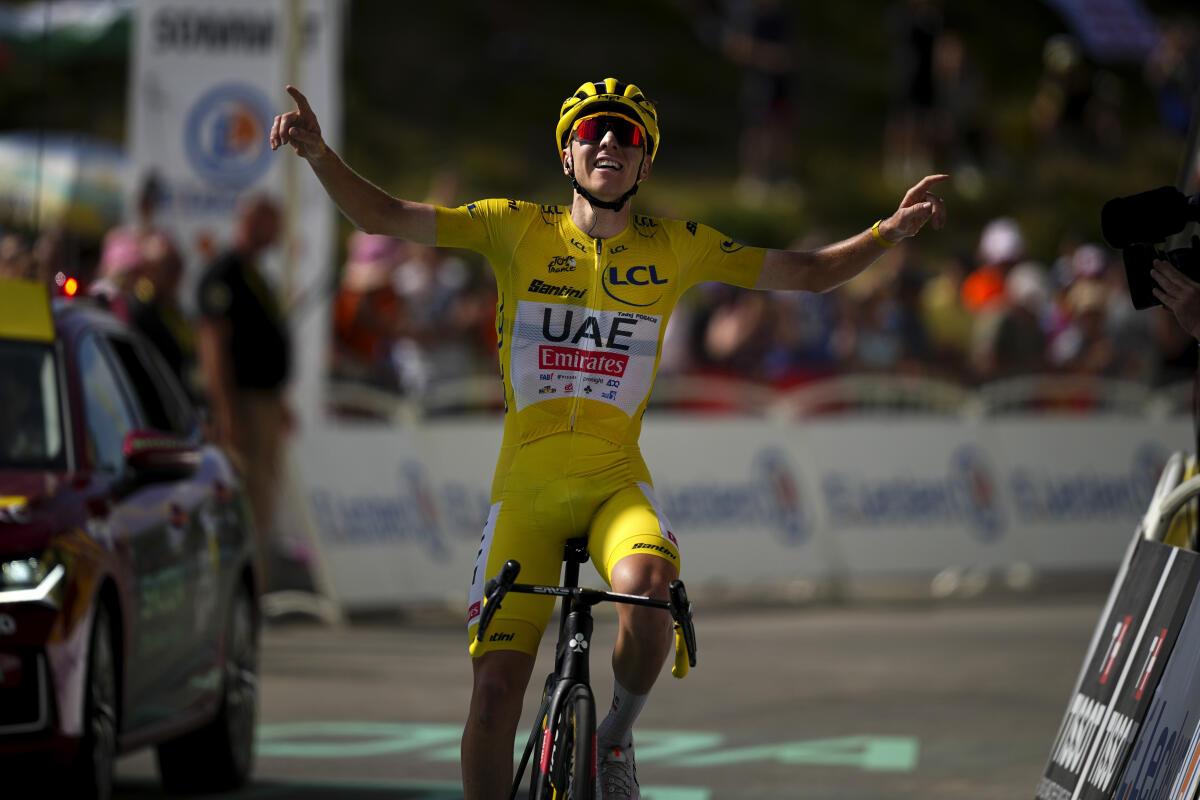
[476,537,698,800]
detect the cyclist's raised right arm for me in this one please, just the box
[270,85,435,245]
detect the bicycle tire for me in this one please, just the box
[550,684,595,799]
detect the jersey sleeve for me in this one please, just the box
[677,221,767,291]
[434,198,531,276]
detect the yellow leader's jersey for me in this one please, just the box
[437,199,766,447]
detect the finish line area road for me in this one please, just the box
[111,596,1103,799]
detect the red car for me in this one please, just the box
[0,280,259,799]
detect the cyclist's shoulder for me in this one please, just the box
[629,213,717,248]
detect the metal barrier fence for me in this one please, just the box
[325,374,1194,422]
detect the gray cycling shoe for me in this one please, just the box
[597,739,640,799]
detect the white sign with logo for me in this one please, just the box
[129,0,341,424]
[296,416,1192,610]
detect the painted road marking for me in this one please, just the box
[257,722,918,773]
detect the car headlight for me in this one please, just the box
[0,554,65,604]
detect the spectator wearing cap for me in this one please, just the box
[961,217,1024,316]
[195,194,290,590]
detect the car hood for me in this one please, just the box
[0,470,68,553]
[0,470,65,510]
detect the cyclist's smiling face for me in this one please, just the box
[564,129,652,202]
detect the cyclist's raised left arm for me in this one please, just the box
[754,174,949,293]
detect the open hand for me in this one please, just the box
[881,174,950,242]
[270,85,327,161]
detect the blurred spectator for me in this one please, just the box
[1145,18,1200,137]
[0,232,34,279]
[720,0,797,205]
[1049,279,1115,375]
[831,255,931,375]
[971,261,1050,381]
[128,232,199,400]
[761,289,841,384]
[87,227,146,321]
[962,217,1025,315]
[332,231,407,390]
[1031,35,1093,147]
[1030,34,1124,154]
[701,285,775,374]
[392,244,494,392]
[195,194,290,590]
[920,252,973,379]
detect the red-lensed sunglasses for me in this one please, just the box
[572,115,645,149]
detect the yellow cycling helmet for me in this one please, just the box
[557,78,660,161]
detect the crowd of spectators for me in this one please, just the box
[3,2,1199,412]
[324,212,1199,404]
[6,210,1195,418]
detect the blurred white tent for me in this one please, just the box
[0,133,127,237]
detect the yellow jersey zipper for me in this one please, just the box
[569,236,604,431]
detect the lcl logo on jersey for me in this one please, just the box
[602,264,669,307]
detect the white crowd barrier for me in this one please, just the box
[293,387,1193,612]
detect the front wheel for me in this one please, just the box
[69,604,118,800]
[551,684,596,800]
[157,583,258,793]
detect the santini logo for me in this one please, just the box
[528,279,586,299]
[632,542,676,559]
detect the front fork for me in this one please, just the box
[527,606,597,799]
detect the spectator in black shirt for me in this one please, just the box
[196,194,290,590]
[130,232,199,400]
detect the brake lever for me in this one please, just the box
[476,560,521,642]
[668,579,698,668]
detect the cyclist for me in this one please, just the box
[272,78,947,799]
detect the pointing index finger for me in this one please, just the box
[912,174,951,193]
[902,174,951,207]
[286,85,312,114]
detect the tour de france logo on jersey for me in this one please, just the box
[754,448,810,545]
[185,83,274,190]
[951,445,1005,542]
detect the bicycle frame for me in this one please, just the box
[476,540,697,800]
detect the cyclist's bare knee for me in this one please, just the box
[610,552,678,598]
[469,650,535,730]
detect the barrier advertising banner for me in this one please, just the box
[1115,575,1200,799]
[1037,541,1200,800]
[129,0,341,424]
[295,417,1190,610]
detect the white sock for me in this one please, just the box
[597,680,648,749]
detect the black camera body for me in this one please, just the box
[1100,186,1200,310]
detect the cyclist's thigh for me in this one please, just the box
[466,495,563,658]
[587,481,681,587]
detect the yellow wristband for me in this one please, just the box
[871,219,897,249]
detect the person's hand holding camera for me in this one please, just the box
[1152,259,1200,340]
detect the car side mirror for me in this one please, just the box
[122,430,200,482]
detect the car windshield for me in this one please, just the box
[0,339,66,471]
